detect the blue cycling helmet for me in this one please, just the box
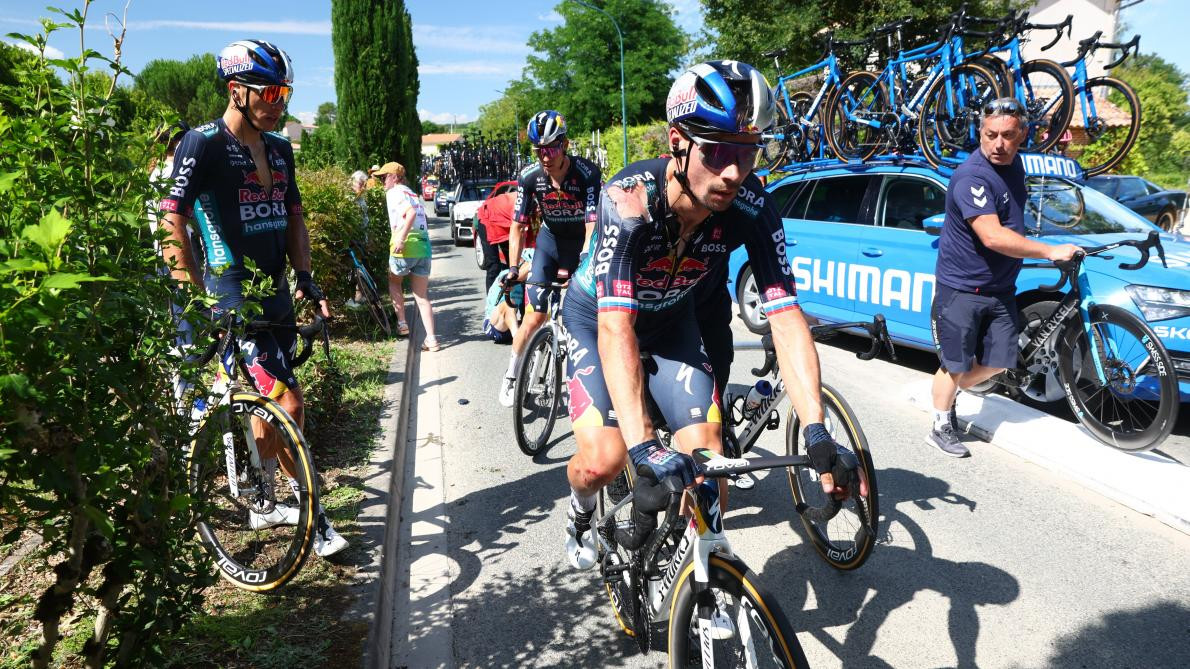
[666,60,776,139]
[526,110,567,147]
[217,39,294,86]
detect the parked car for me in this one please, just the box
[421,174,439,201]
[471,180,518,269]
[449,179,499,246]
[434,183,455,216]
[725,158,1190,402]
[1083,175,1186,232]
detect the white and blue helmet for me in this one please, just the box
[666,60,776,138]
[217,39,294,86]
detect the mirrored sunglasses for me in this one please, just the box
[689,135,761,171]
[239,82,294,106]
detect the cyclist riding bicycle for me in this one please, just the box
[497,110,602,407]
[559,60,868,569]
[159,39,347,557]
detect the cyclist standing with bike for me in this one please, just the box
[927,97,1078,458]
[559,61,867,569]
[159,39,347,556]
[497,110,602,406]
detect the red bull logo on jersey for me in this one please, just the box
[541,190,583,219]
[245,352,278,397]
[567,365,600,425]
[641,257,674,273]
[676,258,709,274]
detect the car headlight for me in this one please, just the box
[1125,284,1190,322]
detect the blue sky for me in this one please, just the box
[0,1,1183,128]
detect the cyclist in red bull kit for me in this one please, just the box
[159,39,347,557]
[497,110,602,407]
[559,61,868,569]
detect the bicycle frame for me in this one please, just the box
[346,243,380,295]
[774,51,846,129]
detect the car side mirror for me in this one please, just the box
[921,213,944,236]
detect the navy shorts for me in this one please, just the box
[527,227,583,314]
[931,283,1019,374]
[211,278,299,398]
[560,296,720,433]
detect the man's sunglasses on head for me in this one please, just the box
[238,81,294,106]
[982,97,1026,119]
[688,134,761,171]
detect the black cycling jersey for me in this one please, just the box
[570,158,798,325]
[513,156,601,241]
[160,118,302,288]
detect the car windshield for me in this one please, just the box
[1025,178,1156,237]
[460,186,495,201]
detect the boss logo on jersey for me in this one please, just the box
[169,156,198,199]
[594,220,620,275]
[699,243,727,253]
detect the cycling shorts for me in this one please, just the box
[930,283,1019,374]
[212,278,299,398]
[527,227,582,314]
[560,297,720,433]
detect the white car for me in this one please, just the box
[449,180,498,246]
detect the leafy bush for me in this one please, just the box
[0,7,213,667]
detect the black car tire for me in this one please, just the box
[735,265,770,335]
[475,220,497,269]
[1156,207,1177,232]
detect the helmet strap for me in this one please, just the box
[231,84,264,133]
[670,138,698,206]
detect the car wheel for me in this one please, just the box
[453,220,465,247]
[474,230,486,268]
[736,265,769,335]
[1156,207,1177,232]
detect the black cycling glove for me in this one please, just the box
[629,439,700,489]
[804,422,860,491]
[295,271,324,303]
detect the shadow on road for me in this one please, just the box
[1044,599,1190,667]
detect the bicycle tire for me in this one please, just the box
[357,269,392,339]
[513,325,563,456]
[970,55,1012,100]
[598,467,640,639]
[189,391,318,592]
[918,62,1002,168]
[667,553,809,669]
[824,70,886,161]
[1058,304,1179,451]
[785,383,879,570]
[1020,59,1075,152]
[1065,76,1141,177]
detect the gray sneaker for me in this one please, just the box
[926,424,969,458]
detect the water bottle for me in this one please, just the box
[744,380,773,413]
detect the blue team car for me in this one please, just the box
[726,158,1190,403]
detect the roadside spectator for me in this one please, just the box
[345,169,370,309]
[477,189,518,291]
[927,98,1078,457]
[366,163,381,189]
[375,161,441,351]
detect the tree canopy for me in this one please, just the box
[133,53,226,126]
[1112,52,1190,182]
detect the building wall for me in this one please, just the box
[1021,0,1119,79]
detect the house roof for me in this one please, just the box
[422,133,462,145]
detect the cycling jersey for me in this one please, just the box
[160,118,302,288]
[569,157,798,327]
[513,156,601,241]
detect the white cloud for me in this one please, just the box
[419,109,472,125]
[124,19,332,35]
[2,38,64,59]
[537,11,562,22]
[414,24,529,54]
[418,61,521,76]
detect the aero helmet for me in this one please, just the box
[217,40,294,86]
[666,61,776,139]
[526,110,567,147]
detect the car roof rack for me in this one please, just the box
[756,153,954,180]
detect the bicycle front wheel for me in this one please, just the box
[513,325,563,456]
[825,70,886,161]
[918,63,1001,167]
[1058,304,1179,451]
[1064,76,1141,177]
[786,383,879,570]
[668,553,809,669]
[188,391,318,592]
[1020,59,1075,152]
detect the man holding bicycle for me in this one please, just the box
[497,110,602,407]
[558,61,867,569]
[159,39,347,556]
[927,97,1079,457]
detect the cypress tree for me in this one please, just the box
[331,0,420,177]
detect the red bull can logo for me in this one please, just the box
[245,353,277,396]
[567,366,597,423]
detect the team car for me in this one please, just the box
[449,178,498,246]
[727,157,1190,402]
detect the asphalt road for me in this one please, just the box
[390,214,1190,668]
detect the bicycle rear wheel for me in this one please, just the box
[1058,304,1179,451]
[918,63,1001,167]
[825,70,886,161]
[513,325,562,456]
[668,553,809,668]
[357,269,392,339]
[785,383,879,570]
[1020,59,1075,152]
[189,391,318,592]
[1064,76,1141,177]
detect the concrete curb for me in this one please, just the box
[905,380,1190,535]
[347,321,420,669]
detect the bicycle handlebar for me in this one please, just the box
[751,314,897,378]
[1024,14,1072,52]
[1103,34,1141,69]
[193,313,331,369]
[1035,231,1166,292]
[500,278,568,308]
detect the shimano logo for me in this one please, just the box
[1022,153,1083,179]
[1154,325,1190,340]
[792,257,935,312]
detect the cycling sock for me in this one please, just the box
[570,488,596,513]
[505,353,520,379]
[933,408,952,431]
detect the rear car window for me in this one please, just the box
[802,176,871,224]
[878,176,945,230]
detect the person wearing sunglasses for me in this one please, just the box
[556,61,867,571]
[158,39,347,557]
[497,110,602,407]
[926,97,1079,458]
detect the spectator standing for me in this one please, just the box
[375,161,441,351]
[927,98,1078,457]
[345,169,370,309]
[477,189,519,291]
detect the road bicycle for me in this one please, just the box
[1057,31,1141,177]
[183,312,331,591]
[984,230,1178,451]
[507,277,570,456]
[344,240,391,340]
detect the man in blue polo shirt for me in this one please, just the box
[927,98,1079,457]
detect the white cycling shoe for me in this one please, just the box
[314,513,349,557]
[565,503,597,570]
[498,376,516,408]
[249,503,299,530]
